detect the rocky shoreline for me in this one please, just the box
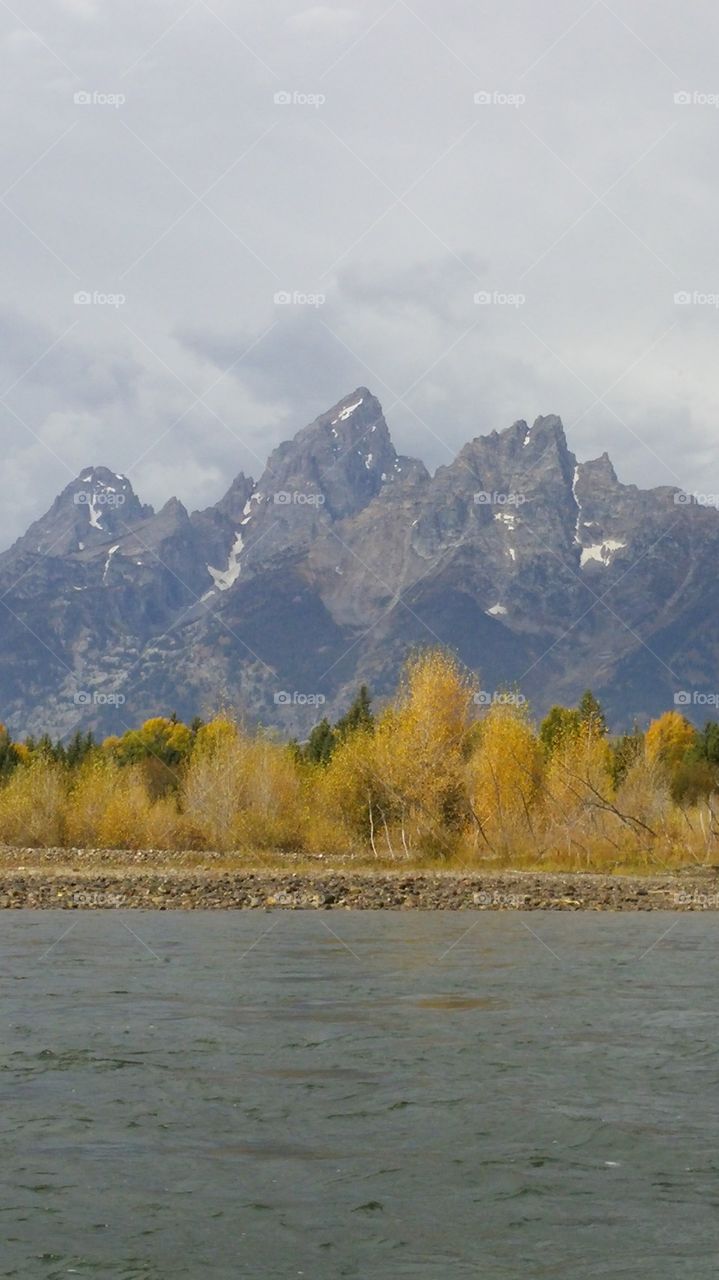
[1,859,719,909]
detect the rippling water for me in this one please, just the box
[1,911,718,1278]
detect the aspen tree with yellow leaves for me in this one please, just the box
[0,758,65,847]
[368,650,476,856]
[312,726,383,854]
[313,650,475,857]
[182,716,303,851]
[644,711,697,773]
[467,702,544,856]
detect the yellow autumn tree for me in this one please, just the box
[192,715,238,755]
[543,720,617,863]
[232,735,305,850]
[368,649,476,856]
[182,717,243,850]
[104,716,193,800]
[467,702,543,856]
[311,726,382,854]
[109,717,192,770]
[64,755,124,846]
[612,753,671,861]
[644,711,697,772]
[62,754,182,850]
[182,716,304,852]
[95,766,159,849]
[0,759,66,847]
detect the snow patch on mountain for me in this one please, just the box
[580,539,626,567]
[88,497,103,531]
[102,545,119,583]
[495,511,518,529]
[331,397,363,424]
[572,465,581,543]
[207,532,244,590]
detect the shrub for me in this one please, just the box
[0,761,66,847]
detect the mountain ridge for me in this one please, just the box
[1,387,716,738]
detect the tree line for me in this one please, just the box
[1,650,718,866]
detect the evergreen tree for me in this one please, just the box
[301,688,374,766]
[65,730,96,769]
[609,724,643,788]
[35,733,57,761]
[0,725,18,779]
[303,718,336,765]
[577,690,608,735]
[335,685,374,740]
[694,721,719,765]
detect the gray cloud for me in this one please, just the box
[0,0,716,547]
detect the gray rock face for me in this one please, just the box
[0,389,717,738]
[3,467,151,559]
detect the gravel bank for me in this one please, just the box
[1,863,719,909]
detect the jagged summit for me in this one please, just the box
[4,466,150,559]
[0,388,716,738]
[259,387,401,520]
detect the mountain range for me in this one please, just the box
[1,387,716,738]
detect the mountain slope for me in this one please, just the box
[0,388,717,737]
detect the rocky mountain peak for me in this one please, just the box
[8,466,150,559]
[258,388,400,520]
[580,451,619,486]
[520,414,575,474]
[212,472,256,523]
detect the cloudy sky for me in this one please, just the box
[0,0,717,546]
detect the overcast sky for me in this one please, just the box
[1,0,717,546]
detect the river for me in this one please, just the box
[1,910,717,1277]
